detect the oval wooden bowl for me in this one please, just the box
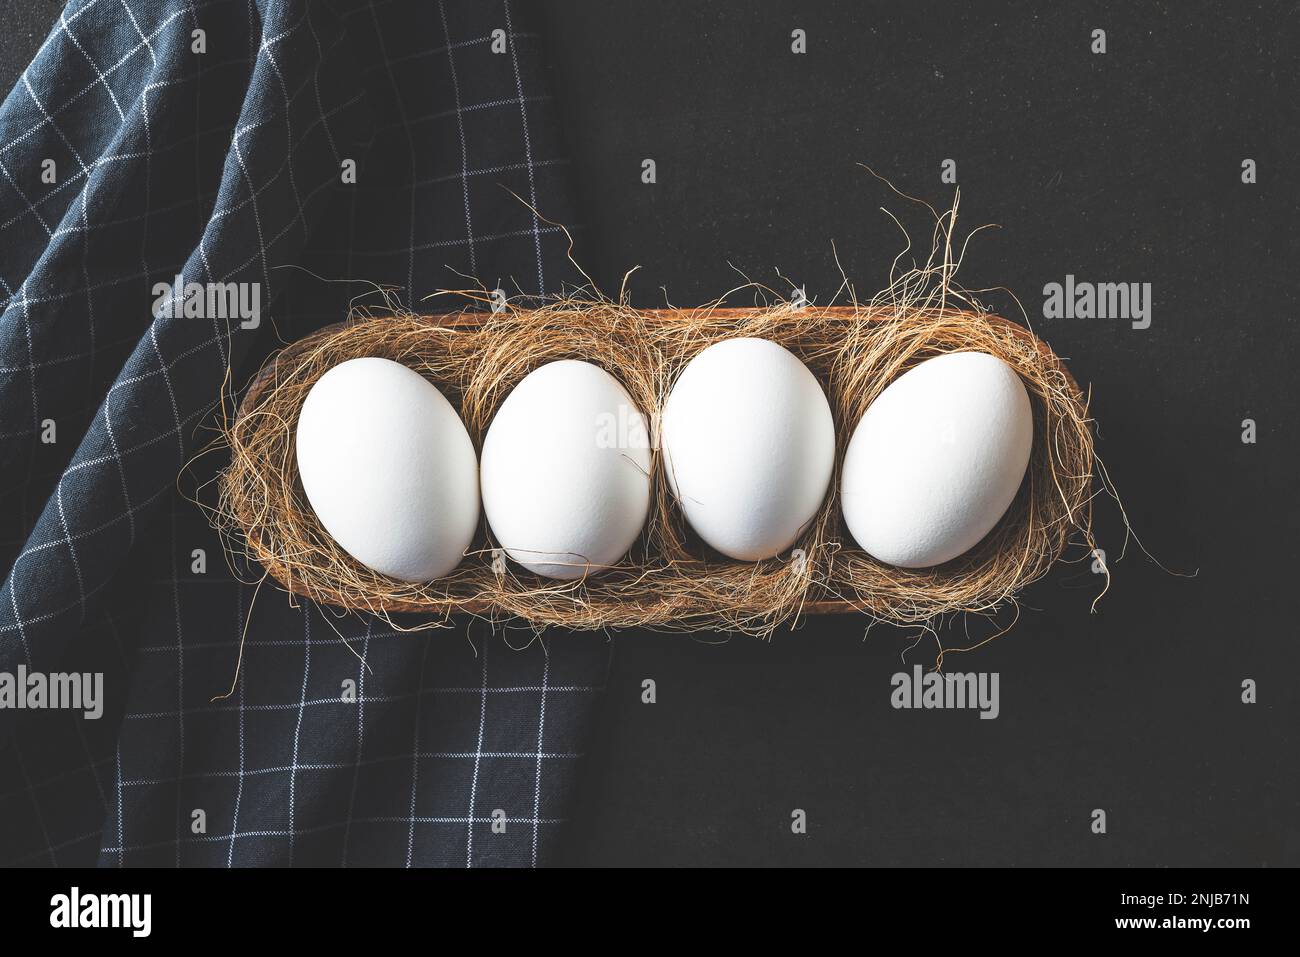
[234,306,1080,619]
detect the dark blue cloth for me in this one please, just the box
[0,0,606,867]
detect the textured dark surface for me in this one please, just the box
[0,3,49,91]
[538,0,1299,865]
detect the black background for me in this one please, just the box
[4,1,1296,867]
[538,0,1299,866]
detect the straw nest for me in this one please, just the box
[211,292,1098,638]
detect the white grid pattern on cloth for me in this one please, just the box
[0,0,604,869]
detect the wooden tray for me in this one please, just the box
[237,307,1076,617]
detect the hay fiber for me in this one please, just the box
[212,293,1098,638]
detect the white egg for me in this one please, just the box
[840,351,1033,569]
[661,337,835,561]
[480,360,651,580]
[295,357,479,582]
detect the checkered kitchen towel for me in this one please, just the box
[0,0,609,867]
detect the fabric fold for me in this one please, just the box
[1,0,603,868]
